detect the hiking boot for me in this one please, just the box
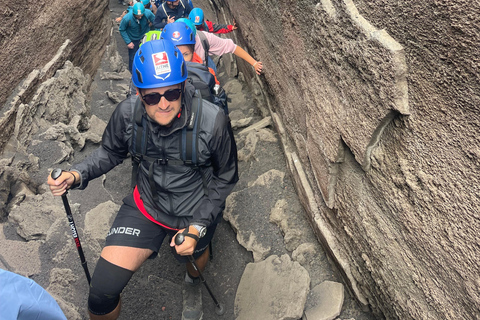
[182,274,203,320]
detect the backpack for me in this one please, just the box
[197,31,210,69]
[186,61,229,114]
[130,92,208,200]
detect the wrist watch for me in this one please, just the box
[192,224,207,238]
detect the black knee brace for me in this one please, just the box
[88,257,134,315]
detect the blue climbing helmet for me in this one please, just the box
[131,39,188,89]
[161,21,196,46]
[140,0,150,7]
[132,2,145,15]
[189,7,204,26]
[176,18,197,37]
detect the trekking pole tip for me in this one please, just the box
[215,303,225,316]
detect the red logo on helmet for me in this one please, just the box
[152,51,171,76]
[153,52,168,65]
[195,16,200,23]
[173,31,180,38]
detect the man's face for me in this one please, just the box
[133,14,144,20]
[166,0,179,9]
[139,83,183,126]
[176,45,193,62]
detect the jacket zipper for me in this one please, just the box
[160,137,174,215]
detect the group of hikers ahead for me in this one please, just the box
[117,0,263,78]
[46,1,264,320]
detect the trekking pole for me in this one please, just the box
[175,233,225,316]
[51,168,91,284]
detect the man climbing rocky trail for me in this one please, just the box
[0,1,377,319]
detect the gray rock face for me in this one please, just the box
[0,59,93,226]
[222,0,480,319]
[0,0,110,108]
[235,254,310,320]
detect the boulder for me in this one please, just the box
[303,281,344,320]
[235,254,310,320]
[84,201,120,241]
[8,193,66,241]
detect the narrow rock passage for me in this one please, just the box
[0,0,377,319]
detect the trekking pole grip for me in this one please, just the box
[175,232,185,246]
[51,168,71,196]
[50,168,63,180]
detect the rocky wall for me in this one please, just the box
[218,0,480,319]
[0,0,110,109]
[0,0,111,220]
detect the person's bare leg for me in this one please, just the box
[186,246,210,277]
[89,246,153,320]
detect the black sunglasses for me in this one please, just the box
[140,89,182,105]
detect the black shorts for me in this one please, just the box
[105,194,219,263]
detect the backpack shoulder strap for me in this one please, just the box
[162,3,168,19]
[197,31,210,67]
[179,0,185,9]
[181,91,203,165]
[181,91,208,195]
[131,97,147,188]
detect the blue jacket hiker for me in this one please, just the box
[119,2,155,72]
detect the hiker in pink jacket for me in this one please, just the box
[194,30,263,75]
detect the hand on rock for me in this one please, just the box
[253,61,263,75]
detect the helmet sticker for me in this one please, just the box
[195,16,200,23]
[170,31,183,42]
[152,52,171,76]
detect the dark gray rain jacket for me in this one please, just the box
[72,82,238,229]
